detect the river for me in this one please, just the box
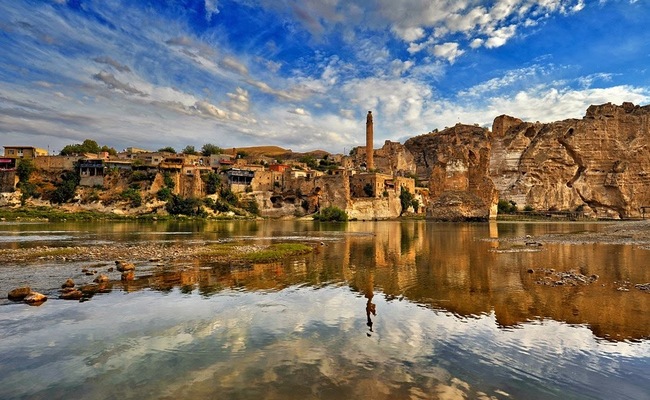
[0,220,648,399]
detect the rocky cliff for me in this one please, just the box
[490,102,650,218]
[404,124,498,220]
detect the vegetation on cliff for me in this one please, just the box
[313,206,348,222]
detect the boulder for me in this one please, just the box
[24,292,47,305]
[59,289,83,300]
[115,261,135,272]
[61,278,75,288]
[93,274,109,283]
[8,287,31,301]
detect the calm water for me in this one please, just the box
[0,220,648,399]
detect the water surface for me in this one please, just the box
[0,220,648,399]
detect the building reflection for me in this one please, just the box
[59,220,650,341]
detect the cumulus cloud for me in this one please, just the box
[432,42,464,63]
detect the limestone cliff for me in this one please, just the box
[404,124,498,220]
[490,102,650,218]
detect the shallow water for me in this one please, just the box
[0,220,648,399]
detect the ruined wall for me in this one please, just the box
[490,102,650,218]
[351,141,417,175]
[405,124,498,220]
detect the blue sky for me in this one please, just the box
[1,0,649,154]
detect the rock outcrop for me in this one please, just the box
[405,124,498,220]
[490,102,650,218]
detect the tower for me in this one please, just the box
[366,111,374,171]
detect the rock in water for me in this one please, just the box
[121,271,135,281]
[62,278,75,288]
[8,287,31,301]
[115,261,136,272]
[60,290,83,300]
[24,292,48,305]
[93,274,109,283]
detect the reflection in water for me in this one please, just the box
[0,220,648,399]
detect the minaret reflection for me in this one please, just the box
[365,291,376,337]
[364,273,376,337]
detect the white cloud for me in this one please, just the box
[432,42,464,63]
[219,56,249,76]
[205,0,220,20]
[288,107,309,115]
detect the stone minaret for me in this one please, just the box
[366,111,374,170]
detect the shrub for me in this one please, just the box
[523,205,534,212]
[244,198,260,215]
[121,188,142,207]
[203,172,221,195]
[399,188,414,215]
[129,171,151,183]
[16,159,34,183]
[157,187,172,201]
[166,194,205,216]
[163,171,175,189]
[313,206,348,222]
[50,171,80,204]
[497,199,517,214]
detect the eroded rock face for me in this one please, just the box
[405,124,498,220]
[490,103,650,218]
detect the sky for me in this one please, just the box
[1,0,649,155]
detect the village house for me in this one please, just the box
[3,146,48,160]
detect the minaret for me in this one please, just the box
[366,111,374,171]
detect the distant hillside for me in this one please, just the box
[225,146,289,157]
[225,146,333,160]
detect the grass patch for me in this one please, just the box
[243,243,313,263]
[200,242,314,264]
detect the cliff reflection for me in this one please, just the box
[96,220,648,341]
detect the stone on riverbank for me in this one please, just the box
[24,292,47,305]
[8,287,31,301]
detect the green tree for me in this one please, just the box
[165,194,205,216]
[16,159,34,183]
[201,143,222,156]
[299,155,318,169]
[313,206,348,222]
[244,198,260,215]
[100,145,117,156]
[497,199,517,214]
[399,188,414,215]
[182,145,198,155]
[158,146,177,153]
[60,139,101,155]
[163,171,175,189]
[203,172,221,195]
[219,187,239,206]
[50,171,80,204]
